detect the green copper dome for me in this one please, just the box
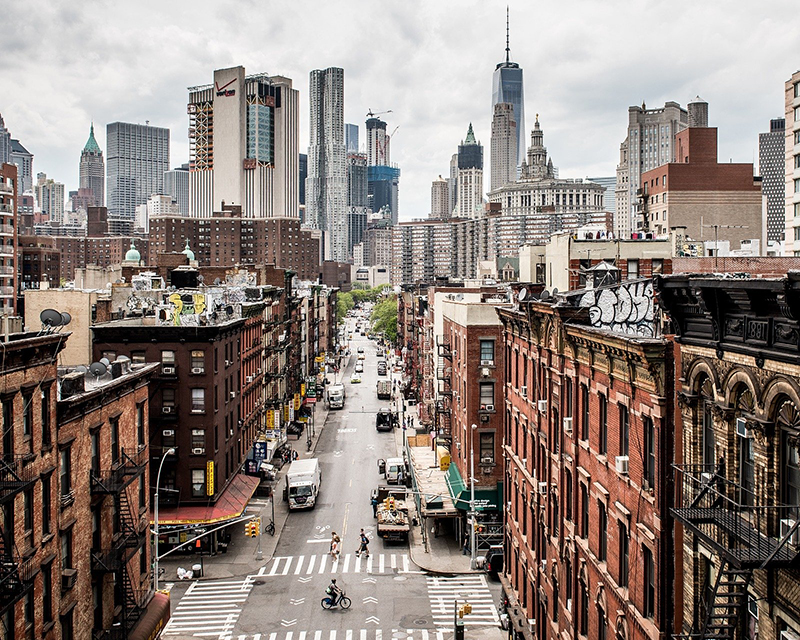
[125,241,141,262]
[464,123,477,145]
[182,239,195,261]
[83,123,102,154]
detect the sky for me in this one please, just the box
[1,0,798,221]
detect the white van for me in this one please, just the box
[285,458,321,510]
[379,457,406,485]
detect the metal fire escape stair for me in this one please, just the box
[700,559,752,640]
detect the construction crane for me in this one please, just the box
[378,126,399,160]
[366,109,393,119]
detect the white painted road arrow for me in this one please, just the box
[289,598,305,606]
[281,620,297,627]
[362,577,377,584]
[298,576,312,583]
[363,596,378,604]
[365,616,380,625]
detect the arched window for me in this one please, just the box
[699,377,715,467]
[775,398,800,518]
[734,386,756,506]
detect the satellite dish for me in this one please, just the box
[214,278,222,285]
[40,309,63,327]
[60,312,72,326]
[99,357,111,367]
[552,288,559,296]
[89,362,107,377]
[518,287,528,301]
[75,365,88,374]
[540,290,551,301]
[198,275,204,283]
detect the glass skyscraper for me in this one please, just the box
[492,14,525,169]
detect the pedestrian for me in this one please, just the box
[292,449,299,461]
[356,528,370,558]
[330,532,341,560]
[371,494,379,517]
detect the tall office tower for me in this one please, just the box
[188,66,300,219]
[306,67,347,262]
[79,123,105,207]
[0,114,10,164]
[35,172,65,224]
[163,163,189,215]
[10,139,33,193]
[491,9,525,171]
[431,176,449,219]
[785,71,800,255]
[448,153,458,215]
[107,121,169,224]
[614,100,688,237]
[346,124,359,154]
[760,118,786,243]
[587,176,616,215]
[366,117,390,166]
[299,153,307,221]
[453,124,484,218]
[490,102,516,191]
[347,152,368,257]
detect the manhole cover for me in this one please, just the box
[253,580,265,586]
[413,619,427,626]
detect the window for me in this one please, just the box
[619,405,629,457]
[41,386,51,447]
[60,447,72,497]
[795,227,800,242]
[703,402,715,466]
[42,562,52,622]
[795,82,800,98]
[581,384,589,440]
[163,388,175,409]
[618,521,629,588]
[598,606,606,640]
[739,430,755,506]
[2,397,13,459]
[24,590,34,629]
[599,394,608,454]
[22,392,32,439]
[191,388,205,412]
[652,259,663,274]
[479,432,495,464]
[24,487,33,532]
[479,383,495,409]
[644,416,656,490]
[598,501,607,561]
[795,178,800,193]
[796,130,800,145]
[61,527,73,569]
[783,431,800,514]
[796,106,800,123]
[565,468,573,522]
[131,351,146,363]
[137,403,145,448]
[795,202,800,218]
[192,469,206,497]
[110,416,120,464]
[579,582,589,636]
[161,350,176,364]
[565,556,573,613]
[580,483,589,537]
[42,474,51,535]
[627,259,639,279]
[191,429,205,452]
[479,340,494,364]
[191,350,205,370]
[564,377,572,418]
[60,610,74,640]
[643,545,655,618]
[101,350,116,362]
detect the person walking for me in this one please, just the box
[330,531,341,560]
[356,529,370,558]
[371,494,379,517]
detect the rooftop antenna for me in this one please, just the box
[506,6,510,64]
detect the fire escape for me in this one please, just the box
[0,455,36,619]
[90,447,149,640]
[672,458,800,640]
[435,338,453,440]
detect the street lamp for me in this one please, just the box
[154,447,175,591]
[469,423,477,570]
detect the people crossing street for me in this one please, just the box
[330,531,341,560]
[356,528,370,558]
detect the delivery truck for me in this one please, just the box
[376,379,392,400]
[326,383,346,409]
[371,485,410,542]
[284,458,321,510]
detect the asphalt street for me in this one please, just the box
[162,313,502,640]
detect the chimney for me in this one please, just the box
[60,371,86,399]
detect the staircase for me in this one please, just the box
[700,559,751,640]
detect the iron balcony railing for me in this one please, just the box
[90,447,148,495]
[672,460,800,568]
[0,454,37,503]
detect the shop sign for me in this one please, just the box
[206,461,214,496]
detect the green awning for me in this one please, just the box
[445,463,501,511]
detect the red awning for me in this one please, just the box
[128,591,170,640]
[153,474,260,526]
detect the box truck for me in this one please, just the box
[284,458,321,510]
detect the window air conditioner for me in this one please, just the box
[538,481,548,496]
[480,359,493,366]
[162,366,175,375]
[481,456,494,464]
[482,368,490,377]
[162,406,173,414]
[615,456,629,475]
[162,429,174,437]
[225,360,231,367]
[521,385,527,398]
[230,391,236,398]
[192,447,205,455]
[780,519,800,546]
[537,399,547,414]
[563,417,573,433]
[246,375,253,383]
[701,472,714,484]
[485,404,495,412]
[191,367,204,374]
[736,417,750,438]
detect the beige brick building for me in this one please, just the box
[785,71,800,255]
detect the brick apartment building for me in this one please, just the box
[497,282,676,640]
[147,210,320,281]
[0,330,166,640]
[656,273,800,640]
[18,235,60,290]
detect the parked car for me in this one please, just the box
[355,362,364,373]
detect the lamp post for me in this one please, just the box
[469,423,477,570]
[154,447,175,591]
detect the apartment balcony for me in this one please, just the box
[0,246,13,256]
[0,225,14,236]
[0,266,13,276]
[90,447,148,495]
[0,455,37,504]
[0,205,11,214]
[0,184,11,195]
[672,461,800,568]
[0,287,14,296]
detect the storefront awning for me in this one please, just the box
[152,474,259,526]
[445,464,501,511]
[128,591,170,640]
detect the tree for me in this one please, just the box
[371,295,398,343]
[337,292,354,321]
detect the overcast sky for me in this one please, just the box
[1,0,798,220]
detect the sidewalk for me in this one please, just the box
[159,400,331,583]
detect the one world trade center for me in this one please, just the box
[492,9,525,171]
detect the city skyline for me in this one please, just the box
[0,1,795,220]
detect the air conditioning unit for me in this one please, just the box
[191,367,204,374]
[485,404,495,412]
[701,472,714,484]
[192,447,205,455]
[246,375,253,383]
[537,400,547,414]
[615,456,629,475]
[521,385,528,398]
[61,568,77,591]
[481,456,494,464]
[162,429,175,437]
[482,368,490,378]
[480,359,493,366]
[780,519,800,546]
[257,368,262,374]
[162,406,173,414]
[541,560,547,573]
[162,366,175,375]
[736,417,750,438]
[538,481,548,496]
[563,417,573,433]
[225,360,231,367]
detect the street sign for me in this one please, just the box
[206,461,214,496]
[294,393,301,410]
[253,441,268,462]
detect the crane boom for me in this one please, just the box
[366,108,393,119]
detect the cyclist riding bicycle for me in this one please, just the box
[326,578,342,605]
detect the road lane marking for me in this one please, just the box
[294,556,305,574]
[305,539,330,544]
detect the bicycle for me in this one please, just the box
[321,591,351,610]
[265,520,276,536]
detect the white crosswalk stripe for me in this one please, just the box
[162,576,256,638]
[426,575,500,627]
[259,553,412,577]
[227,631,445,640]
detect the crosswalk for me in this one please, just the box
[225,631,447,640]
[426,575,500,627]
[258,553,413,577]
[162,576,255,638]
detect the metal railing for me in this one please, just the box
[0,455,37,500]
[90,447,148,494]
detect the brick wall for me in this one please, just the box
[673,256,800,275]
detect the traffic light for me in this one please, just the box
[254,517,261,536]
[244,522,253,537]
